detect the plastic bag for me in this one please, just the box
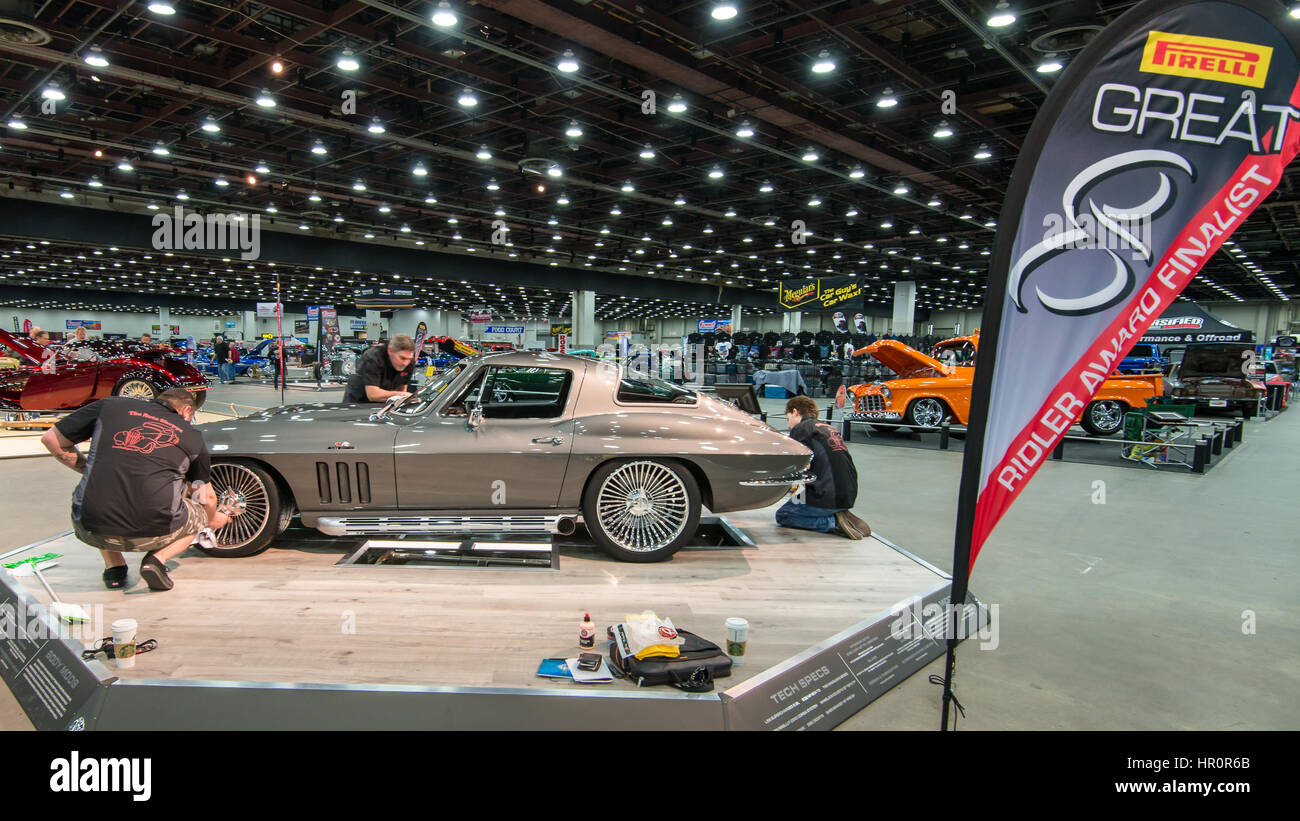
[622,611,685,659]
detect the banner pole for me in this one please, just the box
[276,271,284,405]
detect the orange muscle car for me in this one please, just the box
[847,332,1162,436]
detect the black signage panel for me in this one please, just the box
[721,582,986,731]
[354,285,416,309]
[0,574,112,730]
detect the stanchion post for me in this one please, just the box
[1234,419,1244,444]
[842,417,852,442]
[1211,429,1223,456]
[939,422,950,450]
[1052,440,1065,460]
[1192,439,1208,473]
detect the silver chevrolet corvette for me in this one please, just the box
[198,351,811,562]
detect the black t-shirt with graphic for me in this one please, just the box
[344,344,413,403]
[54,397,211,537]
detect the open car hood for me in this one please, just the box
[0,328,49,366]
[863,340,952,379]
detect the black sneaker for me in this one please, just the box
[102,565,127,590]
[139,553,174,591]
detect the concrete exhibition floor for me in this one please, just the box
[2,378,1296,730]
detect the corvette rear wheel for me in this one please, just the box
[202,461,284,557]
[114,378,158,401]
[1081,400,1125,436]
[583,459,700,563]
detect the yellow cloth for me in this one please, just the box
[634,643,681,660]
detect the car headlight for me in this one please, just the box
[879,385,891,401]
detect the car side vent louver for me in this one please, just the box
[316,462,331,504]
[356,462,371,504]
[336,462,352,504]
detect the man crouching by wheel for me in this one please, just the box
[777,395,872,540]
[41,388,233,591]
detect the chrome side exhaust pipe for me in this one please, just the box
[555,517,577,536]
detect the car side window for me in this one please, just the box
[481,366,572,419]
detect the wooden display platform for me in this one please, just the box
[8,504,946,693]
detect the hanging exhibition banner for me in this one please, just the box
[550,324,573,337]
[697,318,732,333]
[413,321,429,357]
[942,0,1300,728]
[319,307,341,356]
[256,302,281,318]
[354,285,416,310]
[778,276,865,310]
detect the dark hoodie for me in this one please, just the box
[789,417,858,510]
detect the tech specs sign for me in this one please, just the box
[958,0,1300,574]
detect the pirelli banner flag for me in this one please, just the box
[778,276,865,310]
[957,0,1300,575]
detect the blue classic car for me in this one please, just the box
[1118,344,1170,374]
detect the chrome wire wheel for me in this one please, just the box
[116,379,156,400]
[909,397,945,427]
[210,463,271,548]
[594,461,689,553]
[1090,400,1123,431]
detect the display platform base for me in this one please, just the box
[0,507,984,731]
[834,411,1244,474]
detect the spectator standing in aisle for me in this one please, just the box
[213,334,232,384]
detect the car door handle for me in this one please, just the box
[531,436,564,445]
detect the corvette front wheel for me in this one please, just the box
[201,461,285,557]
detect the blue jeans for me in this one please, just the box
[220,362,236,382]
[775,499,844,533]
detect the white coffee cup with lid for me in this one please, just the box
[724,617,749,665]
[111,618,138,669]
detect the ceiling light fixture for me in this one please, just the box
[974,144,993,159]
[707,166,724,179]
[875,87,898,108]
[255,89,276,108]
[336,49,360,71]
[711,2,738,21]
[811,49,836,74]
[117,160,133,172]
[367,117,386,134]
[147,1,175,15]
[412,162,428,177]
[802,149,819,162]
[933,121,954,139]
[457,88,478,107]
[893,184,909,195]
[432,1,458,27]
[1037,54,1064,74]
[667,93,687,113]
[310,139,327,155]
[557,49,580,73]
[83,46,109,68]
[565,121,583,138]
[200,115,220,133]
[152,141,170,156]
[987,0,1016,28]
[6,115,27,130]
[476,145,492,160]
[735,120,754,138]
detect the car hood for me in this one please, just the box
[863,340,952,378]
[0,328,47,365]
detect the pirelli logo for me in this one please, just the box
[1140,30,1271,88]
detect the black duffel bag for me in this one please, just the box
[606,626,732,691]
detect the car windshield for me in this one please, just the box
[393,361,469,415]
[1128,345,1157,358]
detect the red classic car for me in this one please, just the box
[0,329,209,411]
